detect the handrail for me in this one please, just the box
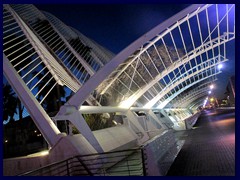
[18,148,144,176]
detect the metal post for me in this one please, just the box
[66,159,70,176]
[141,147,147,176]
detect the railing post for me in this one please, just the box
[66,159,70,176]
[141,147,147,176]
[126,157,130,176]
[76,157,93,176]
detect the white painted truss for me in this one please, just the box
[170,78,217,108]
[65,4,235,111]
[3,4,235,152]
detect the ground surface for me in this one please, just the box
[167,109,235,176]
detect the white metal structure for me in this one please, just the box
[170,78,217,108]
[65,4,235,110]
[3,4,235,154]
[3,4,113,148]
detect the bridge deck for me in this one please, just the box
[167,109,235,176]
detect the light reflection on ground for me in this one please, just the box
[211,118,235,126]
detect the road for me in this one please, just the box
[167,109,235,176]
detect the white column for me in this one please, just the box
[125,111,149,144]
[53,110,104,153]
[147,110,168,130]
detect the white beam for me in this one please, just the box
[144,57,225,108]
[180,93,207,109]
[125,111,149,144]
[3,54,61,147]
[62,4,204,111]
[118,35,230,109]
[162,78,217,108]
[100,5,209,96]
[53,111,104,153]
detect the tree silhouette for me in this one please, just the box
[33,70,66,115]
[3,83,18,124]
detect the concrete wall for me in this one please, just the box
[142,130,180,176]
[4,112,201,176]
[3,155,49,176]
[155,113,174,129]
[3,133,98,176]
[93,125,138,152]
[3,125,139,176]
[185,112,200,129]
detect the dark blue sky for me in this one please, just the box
[35,4,190,54]
[35,4,235,99]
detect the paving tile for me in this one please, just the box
[167,109,235,176]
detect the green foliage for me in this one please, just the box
[83,113,115,131]
[72,126,80,134]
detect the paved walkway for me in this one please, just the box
[167,109,235,176]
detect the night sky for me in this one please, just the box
[35,4,190,54]
[35,4,235,99]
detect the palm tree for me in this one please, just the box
[33,70,66,115]
[4,23,38,123]
[3,83,18,124]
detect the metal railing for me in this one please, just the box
[18,148,146,176]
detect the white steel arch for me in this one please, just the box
[170,79,217,108]
[64,4,206,109]
[117,34,231,108]
[175,89,209,108]
[185,94,209,109]
[3,4,113,150]
[64,4,235,111]
[3,3,235,155]
[10,4,97,77]
[189,97,208,110]
[43,11,114,67]
[158,77,218,108]
[143,55,224,108]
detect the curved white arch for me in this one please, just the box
[162,80,216,108]
[143,55,224,108]
[190,97,207,109]
[118,34,232,108]
[64,4,204,110]
[65,4,234,112]
[186,94,208,109]
[171,80,216,108]
[156,72,219,109]
[99,4,213,95]
[176,89,209,108]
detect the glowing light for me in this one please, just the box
[34,130,37,133]
[40,150,49,156]
[210,85,214,89]
[210,98,214,102]
[102,113,110,119]
[5,140,8,143]
[208,91,211,94]
[112,120,118,125]
[203,97,208,108]
[119,96,136,109]
[218,64,223,70]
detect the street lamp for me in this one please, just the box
[218,64,223,70]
